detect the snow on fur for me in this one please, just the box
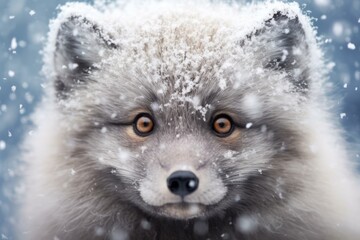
[20,1,360,240]
[43,0,325,110]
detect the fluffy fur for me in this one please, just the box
[20,1,360,239]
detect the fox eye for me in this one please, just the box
[133,113,154,136]
[212,114,234,137]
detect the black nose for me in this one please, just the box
[167,171,199,197]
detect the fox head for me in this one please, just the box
[49,2,322,224]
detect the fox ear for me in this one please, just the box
[53,16,118,95]
[247,11,309,91]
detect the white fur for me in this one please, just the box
[19,1,360,239]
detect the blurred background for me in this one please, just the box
[0,0,359,238]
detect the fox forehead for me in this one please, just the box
[85,25,297,114]
[54,1,311,128]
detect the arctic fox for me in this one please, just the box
[20,1,360,239]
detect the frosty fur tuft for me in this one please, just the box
[19,1,360,240]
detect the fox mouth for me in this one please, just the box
[158,203,206,219]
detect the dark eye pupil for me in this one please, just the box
[142,120,150,127]
[218,121,226,128]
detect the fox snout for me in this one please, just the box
[167,170,199,198]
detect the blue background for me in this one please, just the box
[0,0,359,238]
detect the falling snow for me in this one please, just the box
[188,180,196,188]
[0,141,6,150]
[314,0,331,8]
[1,0,360,239]
[235,215,258,234]
[347,42,356,50]
[10,38,17,50]
[7,71,15,77]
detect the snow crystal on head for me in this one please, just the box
[44,0,325,112]
[44,2,104,77]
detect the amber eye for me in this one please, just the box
[133,113,154,136]
[212,114,234,137]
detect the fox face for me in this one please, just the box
[50,3,316,222]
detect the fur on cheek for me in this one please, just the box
[19,1,360,239]
[218,129,242,146]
